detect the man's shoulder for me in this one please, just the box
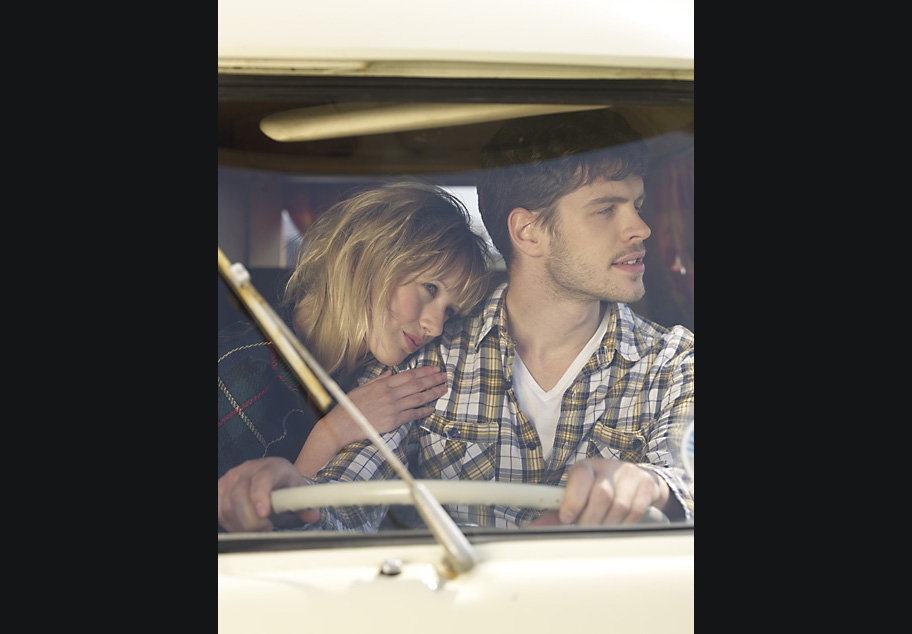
[615,304,694,358]
[440,282,505,347]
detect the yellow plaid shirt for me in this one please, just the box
[307,283,695,531]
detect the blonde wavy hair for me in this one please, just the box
[283,181,492,386]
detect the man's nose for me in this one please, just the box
[625,207,651,242]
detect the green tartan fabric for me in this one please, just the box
[218,321,321,479]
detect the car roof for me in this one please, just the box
[218,0,694,78]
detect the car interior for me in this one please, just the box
[218,76,693,333]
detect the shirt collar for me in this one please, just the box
[472,281,509,351]
[605,302,648,363]
[377,282,650,382]
[476,282,647,366]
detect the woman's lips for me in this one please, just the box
[404,332,422,353]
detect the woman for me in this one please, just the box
[218,181,491,480]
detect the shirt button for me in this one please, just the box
[447,427,460,439]
[526,440,537,451]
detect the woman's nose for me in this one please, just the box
[421,307,445,338]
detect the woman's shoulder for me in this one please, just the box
[218,320,272,356]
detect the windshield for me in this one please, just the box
[218,75,694,547]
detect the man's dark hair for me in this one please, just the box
[477,108,649,265]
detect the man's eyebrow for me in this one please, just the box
[586,193,646,207]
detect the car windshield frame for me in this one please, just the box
[218,72,694,547]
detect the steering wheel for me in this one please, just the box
[272,480,669,524]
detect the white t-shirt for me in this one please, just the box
[512,309,610,460]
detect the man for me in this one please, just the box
[218,109,694,532]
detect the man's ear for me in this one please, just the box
[508,207,545,258]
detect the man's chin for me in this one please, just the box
[612,285,646,305]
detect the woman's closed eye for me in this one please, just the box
[423,282,455,319]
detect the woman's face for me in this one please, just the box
[367,266,466,366]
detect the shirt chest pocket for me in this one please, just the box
[589,421,648,462]
[416,413,500,480]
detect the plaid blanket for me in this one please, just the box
[218,321,322,478]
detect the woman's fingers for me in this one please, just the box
[343,367,448,434]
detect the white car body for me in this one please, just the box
[218,0,693,78]
[219,530,694,632]
[218,1,693,631]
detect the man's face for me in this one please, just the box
[544,175,651,304]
